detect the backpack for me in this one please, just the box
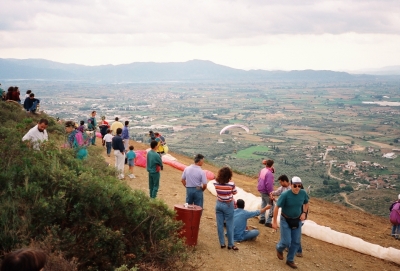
[160,135,166,145]
[390,202,400,225]
[87,117,95,131]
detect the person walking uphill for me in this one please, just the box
[88,111,97,145]
[257,159,275,226]
[214,166,238,251]
[272,176,309,269]
[181,154,207,209]
[147,140,163,198]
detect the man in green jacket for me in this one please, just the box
[147,140,163,198]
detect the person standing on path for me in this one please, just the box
[122,121,130,154]
[268,174,291,227]
[272,176,309,269]
[146,140,163,198]
[214,166,238,250]
[389,194,400,239]
[127,145,137,179]
[99,116,109,146]
[88,111,97,145]
[112,128,125,180]
[181,154,207,209]
[103,129,113,157]
[110,117,123,136]
[257,159,275,226]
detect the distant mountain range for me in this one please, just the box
[0,58,398,83]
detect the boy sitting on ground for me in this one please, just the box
[23,93,40,114]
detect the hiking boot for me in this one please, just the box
[276,249,283,260]
[296,253,303,257]
[265,223,272,228]
[259,219,266,224]
[286,261,297,269]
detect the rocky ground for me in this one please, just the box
[99,140,400,271]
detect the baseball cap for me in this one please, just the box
[291,176,302,184]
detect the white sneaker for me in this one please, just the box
[132,174,136,179]
[129,174,134,179]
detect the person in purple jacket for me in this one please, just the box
[257,159,275,225]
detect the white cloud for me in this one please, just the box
[0,0,399,70]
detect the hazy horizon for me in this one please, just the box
[1,1,400,71]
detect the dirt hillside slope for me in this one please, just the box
[99,140,400,271]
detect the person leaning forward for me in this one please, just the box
[22,118,48,150]
[181,154,207,209]
[272,176,309,269]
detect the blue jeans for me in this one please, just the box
[216,200,234,247]
[260,193,270,220]
[265,201,275,224]
[392,225,399,239]
[241,229,260,241]
[91,133,96,145]
[28,100,39,113]
[106,142,112,155]
[276,216,302,262]
[186,187,204,209]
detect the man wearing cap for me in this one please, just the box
[272,176,309,269]
[233,199,271,242]
[181,154,207,209]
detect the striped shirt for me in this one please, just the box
[214,181,237,202]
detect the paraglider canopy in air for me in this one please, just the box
[219,124,249,135]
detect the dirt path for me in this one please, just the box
[97,140,400,271]
[327,161,343,181]
[339,192,365,212]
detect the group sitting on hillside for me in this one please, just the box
[0,85,42,114]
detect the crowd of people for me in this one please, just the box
[179,155,309,269]
[14,104,399,270]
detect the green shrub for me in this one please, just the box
[0,102,187,270]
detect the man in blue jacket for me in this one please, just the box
[233,199,271,242]
[112,128,125,180]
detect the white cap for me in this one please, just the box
[291,176,302,183]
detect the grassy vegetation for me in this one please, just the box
[236,146,271,159]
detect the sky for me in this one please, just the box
[1,0,400,71]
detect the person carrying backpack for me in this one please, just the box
[389,194,400,239]
[64,121,90,160]
[87,111,97,145]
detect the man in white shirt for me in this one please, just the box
[22,118,49,150]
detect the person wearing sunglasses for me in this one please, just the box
[272,176,309,269]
